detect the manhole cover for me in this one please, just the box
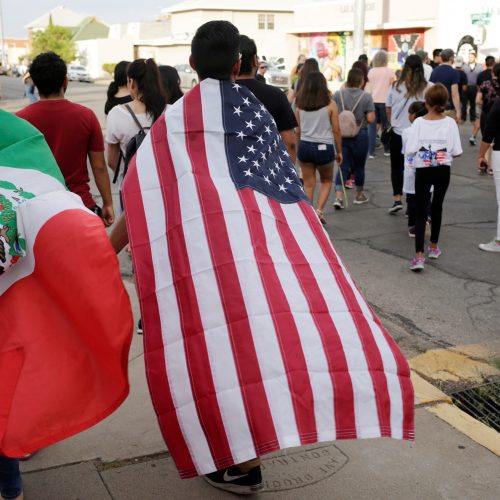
[260,444,349,492]
[451,381,500,432]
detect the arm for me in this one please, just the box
[366,111,375,124]
[329,102,342,164]
[451,84,461,122]
[107,142,121,172]
[89,150,114,227]
[294,108,301,153]
[287,88,296,104]
[280,129,297,164]
[109,214,129,253]
[386,107,392,124]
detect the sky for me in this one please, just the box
[2,0,180,37]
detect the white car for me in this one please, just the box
[174,64,198,89]
[67,65,93,83]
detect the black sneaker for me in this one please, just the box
[136,318,143,335]
[204,465,263,495]
[388,201,403,214]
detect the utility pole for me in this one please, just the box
[0,0,5,67]
[353,0,366,62]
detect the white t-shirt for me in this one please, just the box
[106,104,153,188]
[402,126,433,194]
[404,116,463,169]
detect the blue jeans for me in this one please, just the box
[368,103,389,155]
[25,84,37,103]
[0,457,22,499]
[335,129,369,192]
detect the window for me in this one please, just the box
[258,13,275,30]
[258,14,265,30]
[267,14,275,30]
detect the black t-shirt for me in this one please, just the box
[237,78,297,132]
[483,99,500,150]
[104,94,133,115]
[457,70,467,99]
[477,68,493,88]
[430,65,460,109]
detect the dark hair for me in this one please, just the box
[29,51,67,97]
[485,56,495,68]
[395,54,427,97]
[300,58,320,82]
[408,100,427,118]
[351,61,368,89]
[425,83,448,113]
[346,67,364,88]
[159,65,183,105]
[295,71,331,111]
[239,34,257,75]
[107,60,130,101]
[492,63,500,79]
[127,58,167,122]
[191,21,240,80]
[358,54,368,64]
[432,48,442,58]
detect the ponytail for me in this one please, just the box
[106,80,119,101]
[106,60,130,101]
[127,58,168,122]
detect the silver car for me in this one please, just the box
[174,64,198,89]
[263,63,290,92]
[67,65,93,83]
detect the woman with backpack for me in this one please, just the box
[332,68,375,209]
[106,58,167,201]
[386,55,432,213]
[295,71,342,224]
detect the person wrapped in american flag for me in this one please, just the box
[110,20,414,495]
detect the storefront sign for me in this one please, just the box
[471,13,491,25]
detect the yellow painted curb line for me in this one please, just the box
[411,371,452,405]
[427,402,500,457]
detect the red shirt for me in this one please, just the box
[16,99,104,208]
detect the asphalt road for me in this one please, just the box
[1,82,499,359]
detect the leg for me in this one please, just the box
[389,131,404,202]
[407,193,416,228]
[469,86,477,122]
[335,139,352,200]
[0,456,22,500]
[316,163,334,212]
[378,103,390,153]
[414,168,432,255]
[352,129,369,198]
[299,162,316,203]
[428,166,451,246]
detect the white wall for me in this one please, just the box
[76,39,135,78]
[135,44,191,66]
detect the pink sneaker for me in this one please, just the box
[410,257,425,272]
[427,246,442,259]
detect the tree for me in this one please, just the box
[30,20,76,63]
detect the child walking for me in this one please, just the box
[404,84,462,272]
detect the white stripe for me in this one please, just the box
[335,258,404,438]
[135,134,215,474]
[254,193,336,442]
[279,202,382,438]
[0,191,87,295]
[200,79,303,448]
[166,98,257,463]
[1,165,66,196]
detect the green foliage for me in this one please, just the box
[30,24,76,63]
[102,63,117,75]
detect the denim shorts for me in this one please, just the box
[298,140,335,166]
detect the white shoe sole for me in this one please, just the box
[353,199,369,205]
[478,244,500,252]
[203,476,264,495]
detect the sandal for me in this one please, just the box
[316,209,327,225]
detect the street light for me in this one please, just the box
[0,0,5,66]
[353,0,366,62]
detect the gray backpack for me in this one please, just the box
[338,90,364,138]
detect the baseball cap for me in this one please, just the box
[416,49,428,60]
[455,56,464,68]
[440,48,455,61]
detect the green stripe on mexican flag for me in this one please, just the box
[0,110,133,457]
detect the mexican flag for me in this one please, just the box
[0,110,133,456]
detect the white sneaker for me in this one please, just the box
[478,240,500,252]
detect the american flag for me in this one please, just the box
[122,79,414,479]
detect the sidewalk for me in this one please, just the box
[19,282,499,500]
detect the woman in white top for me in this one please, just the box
[386,55,432,214]
[366,50,395,157]
[404,84,462,272]
[295,71,342,224]
[106,58,168,208]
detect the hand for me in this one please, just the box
[101,204,115,227]
[455,111,462,124]
[477,157,488,168]
[336,153,343,165]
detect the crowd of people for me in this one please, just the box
[1,23,499,498]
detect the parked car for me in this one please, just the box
[67,64,93,83]
[174,64,198,89]
[263,63,290,92]
[0,65,9,76]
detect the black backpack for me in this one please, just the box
[112,104,150,183]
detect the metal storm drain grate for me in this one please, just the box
[451,382,500,433]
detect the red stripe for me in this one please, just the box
[269,199,357,438]
[123,159,198,477]
[239,189,317,444]
[147,118,234,470]
[183,85,279,454]
[299,203,394,436]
